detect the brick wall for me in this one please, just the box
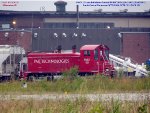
[122,33,150,64]
[0,31,32,52]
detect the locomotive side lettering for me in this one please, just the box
[34,59,69,64]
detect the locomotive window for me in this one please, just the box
[84,50,90,56]
[104,50,109,60]
[94,49,98,60]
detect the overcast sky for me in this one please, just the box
[0,0,150,12]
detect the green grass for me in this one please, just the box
[0,98,149,113]
[0,76,150,94]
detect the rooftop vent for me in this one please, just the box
[54,1,67,13]
[119,9,128,13]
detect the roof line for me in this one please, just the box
[120,32,150,33]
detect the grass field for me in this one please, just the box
[0,75,150,94]
[0,98,149,113]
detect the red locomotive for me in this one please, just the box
[19,44,115,80]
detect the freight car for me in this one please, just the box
[19,44,115,80]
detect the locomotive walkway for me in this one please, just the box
[0,93,150,102]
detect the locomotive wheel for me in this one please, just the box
[28,76,35,81]
[52,75,54,81]
[0,77,2,82]
[47,76,51,81]
[47,75,54,81]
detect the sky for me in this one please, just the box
[0,0,150,12]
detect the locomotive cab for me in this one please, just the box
[79,45,114,75]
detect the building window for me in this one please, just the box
[44,22,114,28]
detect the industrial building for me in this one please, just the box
[0,1,150,64]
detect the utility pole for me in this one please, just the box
[76,5,79,29]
